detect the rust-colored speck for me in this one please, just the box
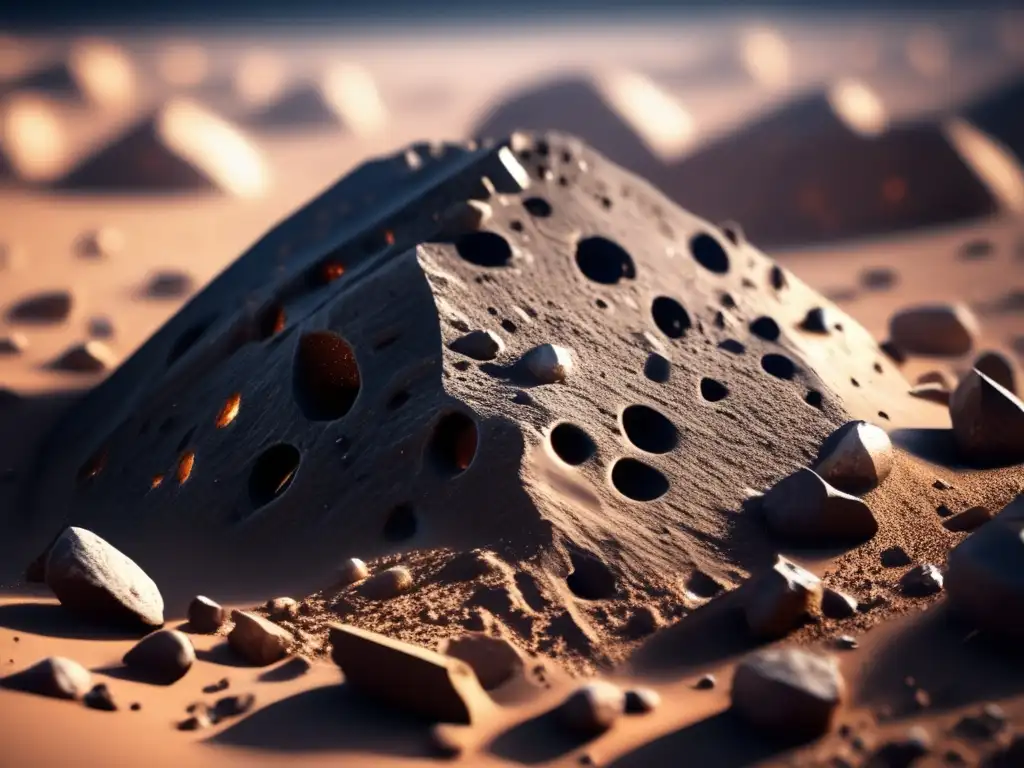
[322,262,345,283]
[215,393,241,428]
[177,452,195,484]
[150,474,164,489]
[385,230,395,245]
[77,447,108,485]
[882,176,908,205]
[271,306,286,335]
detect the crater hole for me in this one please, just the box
[456,231,512,268]
[689,232,730,274]
[249,444,300,508]
[428,412,479,476]
[621,405,678,454]
[700,378,729,402]
[762,353,797,380]
[566,551,617,600]
[293,331,362,421]
[611,458,670,502]
[575,236,636,285]
[549,423,597,466]
[651,296,691,339]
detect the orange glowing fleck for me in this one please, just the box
[272,306,286,334]
[276,468,297,495]
[77,447,108,484]
[177,451,195,484]
[150,474,164,489]
[215,393,241,428]
[322,262,345,283]
[454,425,478,471]
[882,176,908,204]
[385,230,395,245]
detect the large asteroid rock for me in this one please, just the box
[26,132,907,631]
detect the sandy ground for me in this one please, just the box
[2,14,1024,767]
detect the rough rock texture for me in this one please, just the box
[187,595,226,633]
[946,504,1024,639]
[44,527,164,629]
[1,656,93,700]
[744,556,823,639]
[950,369,1024,466]
[731,648,845,741]
[122,629,195,684]
[762,468,878,545]
[329,623,489,724]
[26,132,909,668]
[228,610,293,665]
[813,420,893,494]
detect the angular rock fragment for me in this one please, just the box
[744,556,823,639]
[337,558,369,586]
[187,595,225,633]
[814,420,893,494]
[880,546,912,568]
[228,610,293,665]
[731,648,845,741]
[213,692,256,719]
[450,330,503,361]
[439,632,523,690]
[123,629,195,684]
[762,468,877,545]
[558,681,626,736]
[942,506,992,533]
[1,656,92,700]
[888,304,978,357]
[974,351,1018,394]
[523,343,573,384]
[947,515,1024,638]
[329,623,489,724]
[360,566,413,599]
[45,527,164,629]
[949,369,1024,465]
[821,587,858,619]
[48,341,114,373]
[900,564,944,597]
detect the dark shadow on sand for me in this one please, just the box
[489,707,594,765]
[258,656,314,683]
[210,683,432,758]
[611,711,788,768]
[0,601,145,641]
[196,642,255,669]
[855,602,1024,718]
[891,428,1023,470]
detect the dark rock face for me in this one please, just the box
[27,131,901,623]
[122,629,196,684]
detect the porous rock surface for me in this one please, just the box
[26,132,909,669]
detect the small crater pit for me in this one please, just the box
[651,297,691,339]
[621,405,678,454]
[523,197,553,218]
[689,232,730,274]
[249,444,301,508]
[456,232,512,268]
[611,458,670,502]
[428,412,479,476]
[700,378,729,402]
[566,551,617,600]
[549,422,597,466]
[575,236,636,285]
[749,316,781,342]
[762,353,797,380]
[293,331,361,421]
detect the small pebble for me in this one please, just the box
[523,343,573,384]
[337,557,370,586]
[84,683,117,711]
[694,674,716,690]
[558,681,626,736]
[450,330,504,361]
[900,564,944,597]
[187,596,226,633]
[0,334,28,355]
[360,566,414,599]
[624,687,661,714]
